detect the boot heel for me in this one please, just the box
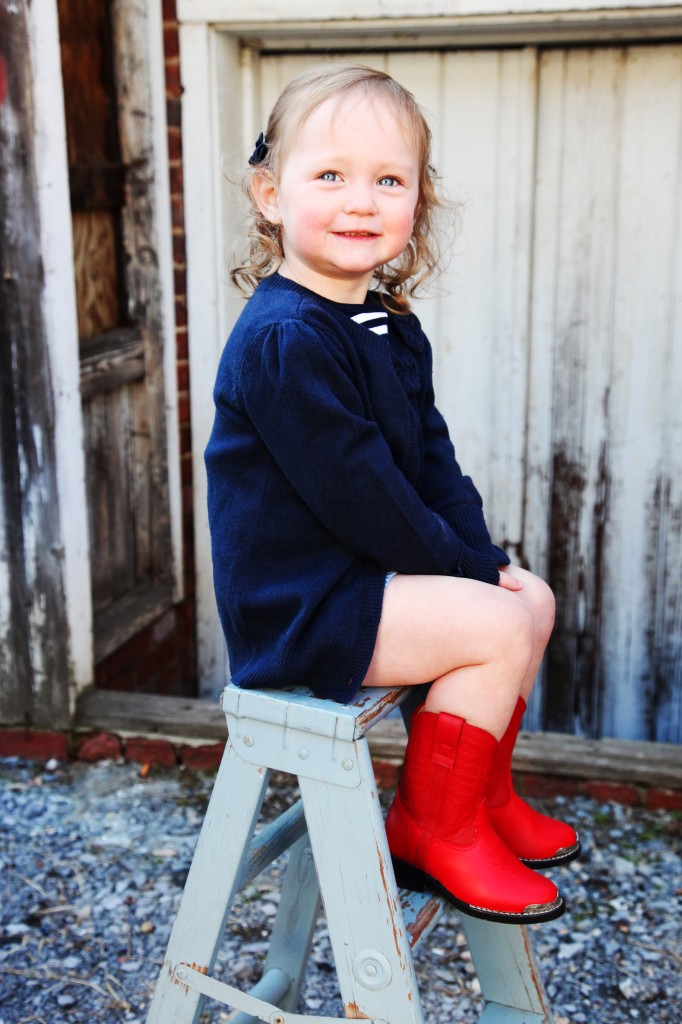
[392,857,430,892]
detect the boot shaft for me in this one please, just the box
[486,696,526,808]
[397,709,497,844]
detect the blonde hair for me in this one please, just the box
[230,63,456,312]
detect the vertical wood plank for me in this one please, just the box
[182,22,230,695]
[528,44,682,739]
[0,0,75,727]
[433,49,537,562]
[598,45,682,741]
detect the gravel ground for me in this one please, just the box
[1,755,680,1024]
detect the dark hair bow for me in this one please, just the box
[248,132,269,166]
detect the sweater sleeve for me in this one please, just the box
[418,340,510,567]
[231,319,501,584]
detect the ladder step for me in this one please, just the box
[227,966,291,1024]
[239,799,307,889]
[400,888,445,951]
[240,798,445,957]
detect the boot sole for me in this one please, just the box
[392,857,565,925]
[520,839,582,869]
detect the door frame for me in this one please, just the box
[28,0,182,712]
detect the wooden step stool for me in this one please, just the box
[146,683,555,1024]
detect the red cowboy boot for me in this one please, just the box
[385,708,565,924]
[486,697,581,867]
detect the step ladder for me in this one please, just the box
[146,683,555,1024]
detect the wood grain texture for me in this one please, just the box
[0,0,72,728]
[75,690,682,789]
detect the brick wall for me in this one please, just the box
[94,1,196,697]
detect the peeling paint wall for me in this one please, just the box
[0,0,72,729]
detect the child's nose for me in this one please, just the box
[343,183,378,215]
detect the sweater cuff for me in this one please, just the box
[456,545,502,587]
[490,543,511,567]
[443,505,511,566]
[442,503,491,547]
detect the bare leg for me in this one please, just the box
[499,565,555,701]
[363,571,553,740]
[370,572,567,922]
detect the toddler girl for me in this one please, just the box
[205,63,580,925]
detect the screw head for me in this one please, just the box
[242,735,254,747]
[341,758,354,771]
[352,949,392,990]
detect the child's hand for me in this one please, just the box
[498,568,525,591]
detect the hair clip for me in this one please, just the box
[248,132,269,166]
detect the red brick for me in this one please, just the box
[169,162,184,197]
[182,744,225,771]
[179,424,192,460]
[645,787,682,811]
[165,60,182,97]
[0,729,69,761]
[162,0,177,21]
[77,732,121,761]
[177,360,189,392]
[584,781,641,806]
[519,774,581,799]
[171,195,185,230]
[167,126,183,162]
[175,302,188,330]
[173,232,186,267]
[126,737,177,767]
[181,452,193,487]
[178,392,190,425]
[373,759,400,791]
[166,96,182,129]
[163,25,179,60]
[174,268,187,296]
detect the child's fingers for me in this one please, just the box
[498,570,525,591]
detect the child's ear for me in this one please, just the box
[251,172,281,224]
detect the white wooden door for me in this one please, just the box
[252,45,682,742]
[528,45,682,741]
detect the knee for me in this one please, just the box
[508,568,555,643]
[527,575,556,643]
[495,601,536,677]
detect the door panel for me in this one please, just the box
[529,45,682,740]
[58,0,173,664]
[254,44,682,740]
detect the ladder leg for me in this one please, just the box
[229,833,322,1024]
[461,917,554,1024]
[300,738,425,1024]
[146,742,270,1024]
[263,833,322,1011]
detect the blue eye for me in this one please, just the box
[378,176,400,187]
[320,171,338,181]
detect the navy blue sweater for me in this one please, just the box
[205,274,509,703]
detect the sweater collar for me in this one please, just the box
[259,273,424,354]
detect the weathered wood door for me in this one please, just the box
[57,0,173,664]
[251,45,682,742]
[0,0,74,728]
